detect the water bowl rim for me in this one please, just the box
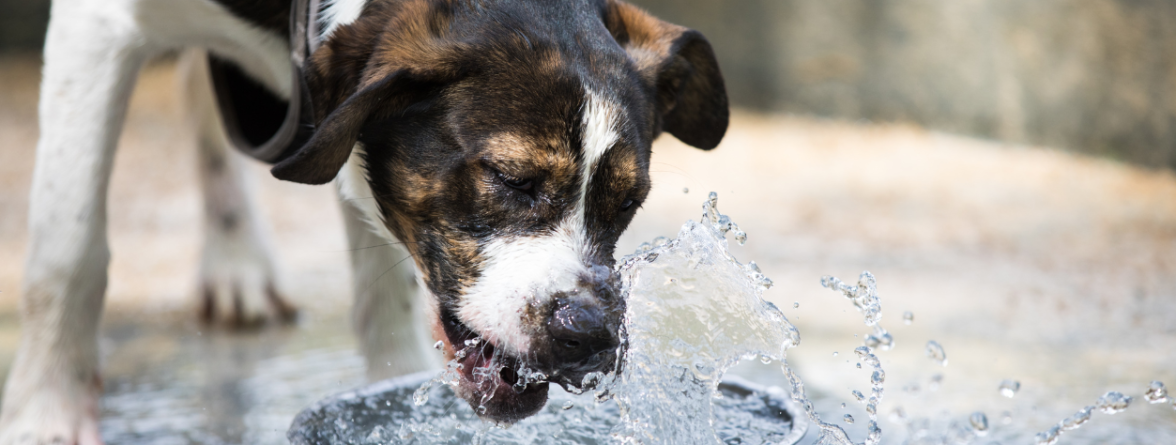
[287,370,810,444]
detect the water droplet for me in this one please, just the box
[871,369,886,385]
[865,403,876,415]
[581,372,604,389]
[1145,381,1168,403]
[1060,406,1092,431]
[852,390,865,402]
[733,229,747,245]
[856,362,862,369]
[841,402,847,409]
[925,340,947,366]
[476,405,487,415]
[682,187,689,194]
[1034,425,1061,445]
[759,354,772,364]
[873,330,895,351]
[412,381,432,406]
[433,340,444,350]
[999,379,1020,398]
[1095,391,1131,414]
[970,412,989,433]
[746,261,762,274]
[902,311,913,325]
[562,401,574,410]
[843,414,855,424]
[867,421,882,442]
[715,214,732,233]
[864,335,881,349]
[832,351,838,357]
[1001,411,1013,425]
[929,373,943,391]
[793,302,799,309]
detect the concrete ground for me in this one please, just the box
[1,55,1174,443]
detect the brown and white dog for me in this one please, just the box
[0,0,727,441]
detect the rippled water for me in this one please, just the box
[288,372,802,445]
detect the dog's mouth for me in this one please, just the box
[440,309,550,423]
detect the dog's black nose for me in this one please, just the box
[547,300,617,365]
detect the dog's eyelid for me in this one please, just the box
[483,161,542,185]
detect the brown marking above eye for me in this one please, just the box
[481,132,579,198]
[586,141,650,223]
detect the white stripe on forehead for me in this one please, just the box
[318,0,367,41]
[579,90,621,215]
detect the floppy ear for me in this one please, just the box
[604,0,729,150]
[271,71,417,184]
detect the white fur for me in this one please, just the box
[579,90,621,207]
[456,91,621,356]
[318,0,367,42]
[181,49,288,324]
[336,144,397,242]
[2,0,329,442]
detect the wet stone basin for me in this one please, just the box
[287,371,807,445]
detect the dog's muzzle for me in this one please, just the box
[544,265,622,387]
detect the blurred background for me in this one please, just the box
[1,0,1174,443]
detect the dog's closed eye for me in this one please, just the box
[501,175,533,192]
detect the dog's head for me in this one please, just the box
[272,0,726,422]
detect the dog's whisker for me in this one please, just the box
[340,240,416,252]
[361,254,415,293]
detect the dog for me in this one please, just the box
[0,0,727,441]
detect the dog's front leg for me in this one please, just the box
[179,50,297,327]
[0,3,150,444]
[338,179,440,380]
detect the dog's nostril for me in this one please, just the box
[500,366,518,386]
[548,301,617,364]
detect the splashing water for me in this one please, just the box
[606,192,805,444]
[1030,390,1138,444]
[288,192,1176,445]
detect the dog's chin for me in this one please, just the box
[453,340,550,424]
[441,310,550,423]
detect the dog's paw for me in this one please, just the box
[199,238,297,327]
[0,376,103,445]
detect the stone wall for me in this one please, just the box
[4,0,1176,168]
